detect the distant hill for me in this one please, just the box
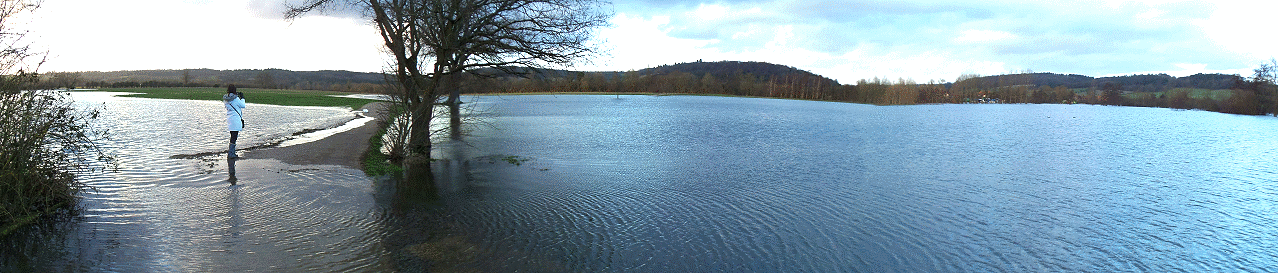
[71,62,1245,95]
[465,60,845,101]
[68,61,1251,103]
[638,60,839,84]
[473,60,838,84]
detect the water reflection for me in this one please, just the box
[227,158,238,185]
[223,183,243,252]
[387,162,443,212]
[369,163,443,271]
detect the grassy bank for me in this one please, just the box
[102,87,377,110]
[361,120,403,176]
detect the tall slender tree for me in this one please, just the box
[1250,58,1277,116]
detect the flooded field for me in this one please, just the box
[5,94,1277,271]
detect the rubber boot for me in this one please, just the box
[228,144,238,158]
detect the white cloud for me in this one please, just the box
[610,0,1265,81]
[582,12,1010,82]
[1199,1,1278,62]
[26,0,384,73]
[954,30,1015,43]
[579,13,719,70]
[11,0,1274,83]
[690,3,731,20]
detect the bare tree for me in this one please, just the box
[286,0,609,160]
[1252,58,1277,85]
[1251,58,1278,116]
[2,0,115,232]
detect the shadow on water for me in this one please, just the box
[386,162,443,210]
[372,162,454,271]
[225,182,244,251]
[1,210,85,271]
[375,156,506,272]
[370,140,570,272]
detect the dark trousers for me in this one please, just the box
[230,131,239,145]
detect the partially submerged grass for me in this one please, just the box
[102,87,378,110]
[500,155,531,166]
[362,122,403,176]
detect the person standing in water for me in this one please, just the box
[224,84,246,158]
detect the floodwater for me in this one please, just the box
[5,94,1278,272]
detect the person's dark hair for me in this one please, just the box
[227,84,237,94]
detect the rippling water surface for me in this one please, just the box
[3,93,380,271]
[5,93,1278,272]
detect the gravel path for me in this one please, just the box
[241,102,388,169]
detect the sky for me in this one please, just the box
[20,0,1278,83]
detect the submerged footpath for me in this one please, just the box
[240,102,388,168]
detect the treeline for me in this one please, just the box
[467,69,841,100]
[462,60,1278,116]
[49,68,389,93]
[925,66,1278,115]
[466,61,844,100]
[42,60,1278,116]
[998,72,1240,91]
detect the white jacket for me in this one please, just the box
[224,94,246,131]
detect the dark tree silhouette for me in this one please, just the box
[1101,82,1124,106]
[286,0,609,160]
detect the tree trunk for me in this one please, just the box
[406,102,433,158]
[445,74,463,139]
[448,102,461,139]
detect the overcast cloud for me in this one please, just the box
[592,0,1276,82]
[25,0,1278,83]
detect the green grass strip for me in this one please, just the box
[361,122,403,176]
[101,87,378,110]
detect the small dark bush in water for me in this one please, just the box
[1,72,115,236]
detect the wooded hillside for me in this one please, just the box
[466,61,844,100]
